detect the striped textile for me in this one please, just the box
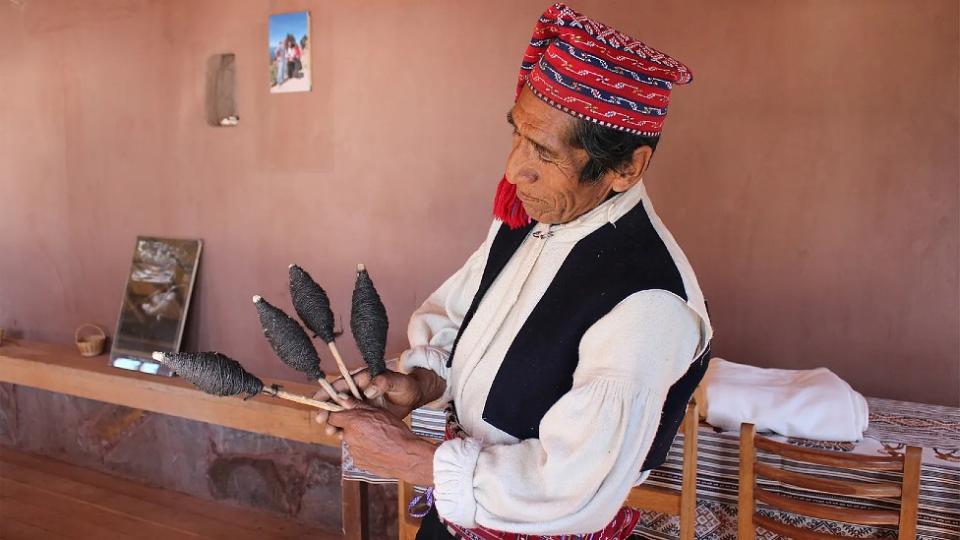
[342,397,960,539]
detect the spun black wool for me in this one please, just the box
[289,264,337,343]
[350,265,388,377]
[253,295,325,381]
[156,351,263,398]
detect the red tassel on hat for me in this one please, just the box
[492,175,531,229]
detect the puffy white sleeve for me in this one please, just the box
[432,289,704,534]
[399,221,500,382]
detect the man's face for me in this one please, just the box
[505,87,614,225]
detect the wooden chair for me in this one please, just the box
[624,399,700,540]
[397,400,700,540]
[738,422,922,540]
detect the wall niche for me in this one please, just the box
[206,53,238,127]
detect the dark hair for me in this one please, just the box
[568,118,659,183]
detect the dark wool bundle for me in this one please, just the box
[157,351,263,398]
[289,264,337,343]
[253,295,325,381]
[350,265,388,377]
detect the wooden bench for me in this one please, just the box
[0,341,368,539]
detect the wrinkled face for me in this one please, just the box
[505,87,614,224]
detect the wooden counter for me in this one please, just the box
[0,340,339,448]
[0,341,389,539]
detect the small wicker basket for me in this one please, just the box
[75,323,106,357]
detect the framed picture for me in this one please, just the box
[269,11,311,93]
[109,237,202,376]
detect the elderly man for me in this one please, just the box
[318,4,712,538]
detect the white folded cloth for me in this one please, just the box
[698,358,869,441]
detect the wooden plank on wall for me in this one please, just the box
[0,341,338,448]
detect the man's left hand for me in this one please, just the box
[323,398,436,486]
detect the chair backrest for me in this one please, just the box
[624,399,699,540]
[738,422,922,540]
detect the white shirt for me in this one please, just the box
[400,180,712,534]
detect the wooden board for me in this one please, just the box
[0,447,338,540]
[0,341,338,447]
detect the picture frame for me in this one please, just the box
[269,11,311,93]
[109,236,202,376]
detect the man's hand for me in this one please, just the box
[314,368,446,436]
[324,397,436,486]
[362,369,427,418]
[314,368,423,427]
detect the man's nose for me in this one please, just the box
[505,144,539,185]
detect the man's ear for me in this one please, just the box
[609,145,653,193]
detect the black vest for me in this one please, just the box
[447,201,710,471]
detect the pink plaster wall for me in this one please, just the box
[1,0,957,405]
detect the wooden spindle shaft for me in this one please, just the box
[328,342,363,400]
[265,388,344,412]
[317,377,349,406]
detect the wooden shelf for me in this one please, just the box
[0,341,339,448]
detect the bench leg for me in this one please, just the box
[342,479,369,540]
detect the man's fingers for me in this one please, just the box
[340,395,373,410]
[326,411,348,428]
[350,370,372,388]
[313,386,344,402]
[363,371,404,399]
[316,396,366,422]
[326,401,362,426]
[329,369,371,394]
[364,374,388,399]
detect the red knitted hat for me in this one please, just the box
[521,3,692,136]
[495,3,693,228]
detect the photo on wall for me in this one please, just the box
[269,11,311,93]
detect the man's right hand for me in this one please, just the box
[314,367,444,435]
[361,369,426,418]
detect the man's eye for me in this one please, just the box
[533,146,552,162]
